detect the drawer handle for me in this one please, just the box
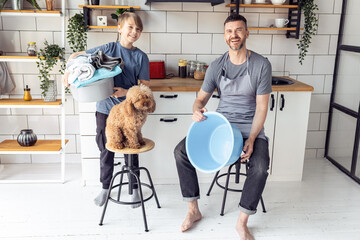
[160,118,178,122]
[270,94,275,111]
[160,94,178,99]
[212,94,220,99]
[280,94,285,111]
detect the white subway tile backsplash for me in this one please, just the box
[23,75,41,95]
[329,35,338,54]
[64,115,80,134]
[9,75,24,95]
[137,11,166,33]
[6,62,38,74]
[323,75,333,94]
[2,17,36,31]
[308,113,321,131]
[317,14,341,35]
[247,35,272,54]
[306,131,327,149]
[196,55,222,66]
[313,55,336,74]
[304,149,317,159]
[78,102,96,113]
[134,32,150,53]
[198,12,228,33]
[148,54,166,61]
[20,31,54,52]
[28,116,59,134]
[76,134,81,153]
[165,54,196,75]
[0,31,21,52]
[245,7,274,13]
[310,94,330,113]
[182,34,212,54]
[265,55,285,72]
[151,33,181,53]
[46,134,76,154]
[297,75,325,94]
[31,154,61,163]
[285,55,314,74]
[151,2,182,11]
[86,32,117,50]
[212,33,228,54]
[167,12,197,33]
[0,154,31,164]
[0,17,2,30]
[316,149,325,158]
[0,116,27,134]
[36,17,62,31]
[272,35,299,55]
[315,0,335,14]
[320,113,329,131]
[307,35,330,55]
[11,108,42,115]
[333,0,343,14]
[0,109,11,115]
[183,2,214,11]
[259,13,288,28]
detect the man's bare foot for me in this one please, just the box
[235,224,254,240]
[181,210,202,232]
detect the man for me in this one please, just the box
[174,14,272,240]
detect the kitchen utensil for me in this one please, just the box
[186,111,243,173]
[275,18,289,28]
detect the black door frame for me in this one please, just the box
[325,0,360,184]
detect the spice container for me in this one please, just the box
[178,59,187,78]
[188,61,197,78]
[23,85,32,101]
[194,62,206,80]
[27,42,37,56]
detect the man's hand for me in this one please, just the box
[241,138,254,161]
[192,108,207,122]
[61,72,70,87]
[111,87,127,98]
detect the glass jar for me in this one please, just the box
[27,42,37,56]
[188,61,197,78]
[194,62,206,80]
[178,59,187,78]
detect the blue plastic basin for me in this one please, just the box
[186,112,243,173]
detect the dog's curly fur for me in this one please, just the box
[105,84,156,150]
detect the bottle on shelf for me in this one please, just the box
[27,42,37,56]
[23,85,32,101]
[178,59,187,78]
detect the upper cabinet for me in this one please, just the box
[226,0,302,39]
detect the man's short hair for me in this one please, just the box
[224,14,248,30]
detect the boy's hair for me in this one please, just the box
[224,14,248,30]
[118,12,143,32]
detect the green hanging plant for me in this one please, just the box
[297,0,319,65]
[36,41,66,97]
[67,13,87,53]
[111,8,129,22]
[0,0,41,11]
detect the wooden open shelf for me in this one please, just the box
[78,5,141,9]
[226,4,298,8]
[0,140,68,152]
[87,26,117,29]
[0,56,60,62]
[0,99,62,106]
[0,10,61,13]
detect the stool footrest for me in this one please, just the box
[109,182,154,205]
[215,172,247,192]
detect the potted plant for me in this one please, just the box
[111,8,129,23]
[36,40,65,100]
[297,0,319,65]
[67,13,87,52]
[0,0,41,11]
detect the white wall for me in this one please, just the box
[0,0,343,164]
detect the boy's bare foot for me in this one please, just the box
[181,210,202,232]
[236,224,255,240]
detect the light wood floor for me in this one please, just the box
[0,158,359,240]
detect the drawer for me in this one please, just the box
[152,92,196,114]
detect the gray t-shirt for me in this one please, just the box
[202,50,272,140]
[86,42,149,115]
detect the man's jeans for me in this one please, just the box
[174,137,269,215]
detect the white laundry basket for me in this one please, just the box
[70,77,114,103]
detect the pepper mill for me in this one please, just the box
[23,85,32,101]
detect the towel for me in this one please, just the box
[91,50,124,71]
[66,54,96,84]
[72,65,122,88]
[0,62,16,94]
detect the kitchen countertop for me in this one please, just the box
[149,76,314,92]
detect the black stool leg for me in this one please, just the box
[206,170,220,196]
[220,164,235,216]
[117,164,127,201]
[131,171,149,232]
[99,170,124,226]
[139,167,161,208]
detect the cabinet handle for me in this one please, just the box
[160,118,178,122]
[270,94,275,111]
[212,94,220,99]
[160,94,178,99]
[280,94,285,111]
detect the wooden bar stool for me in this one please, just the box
[206,159,266,216]
[99,138,161,232]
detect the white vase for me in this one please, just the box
[11,0,23,10]
[44,80,57,102]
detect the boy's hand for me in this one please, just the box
[111,87,127,98]
[61,72,70,87]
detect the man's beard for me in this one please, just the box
[227,38,245,51]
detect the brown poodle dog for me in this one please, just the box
[105,84,156,150]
